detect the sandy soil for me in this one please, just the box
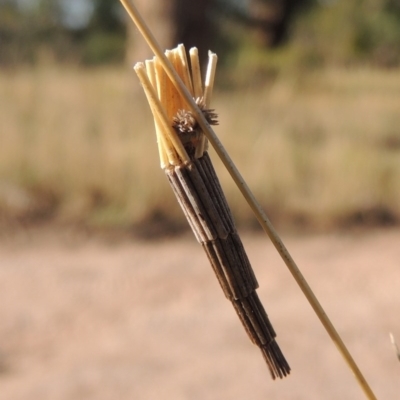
[0,228,399,400]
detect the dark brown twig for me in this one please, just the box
[165,152,290,379]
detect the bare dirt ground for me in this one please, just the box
[0,227,399,400]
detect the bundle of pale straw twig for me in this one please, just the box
[120,1,379,398]
[134,45,290,379]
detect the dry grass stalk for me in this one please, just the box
[121,1,379,398]
[135,45,290,379]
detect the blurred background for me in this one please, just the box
[1,0,400,234]
[1,2,400,400]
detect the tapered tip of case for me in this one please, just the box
[261,341,291,379]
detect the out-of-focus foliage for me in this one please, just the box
[0,0,126,66]
[291,0,400,68]
[80,0,125,64]
[0,0,399,67]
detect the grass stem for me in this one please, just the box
[120,1,378,398]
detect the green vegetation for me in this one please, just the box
[0,0,126,66]
[291,0,400,68]
[2,1,400,68]
[217,0,400,78]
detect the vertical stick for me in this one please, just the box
[197,51,218,156]
[177,44,194,97]
[189,48,203,99]
[203,51,218,107]
[145,59,168,168]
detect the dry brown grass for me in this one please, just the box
[1,66,400,230]
[213,68,400,228]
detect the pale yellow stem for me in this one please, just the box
[203,51,218,108]
[164,50,185,118]
[189,47,203,99]
[134,62,189,165]
[190,47,206,159]
[153,57,182,164]
[145,59,168,168]
[197,51,218,157]
[177,44,194,97]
